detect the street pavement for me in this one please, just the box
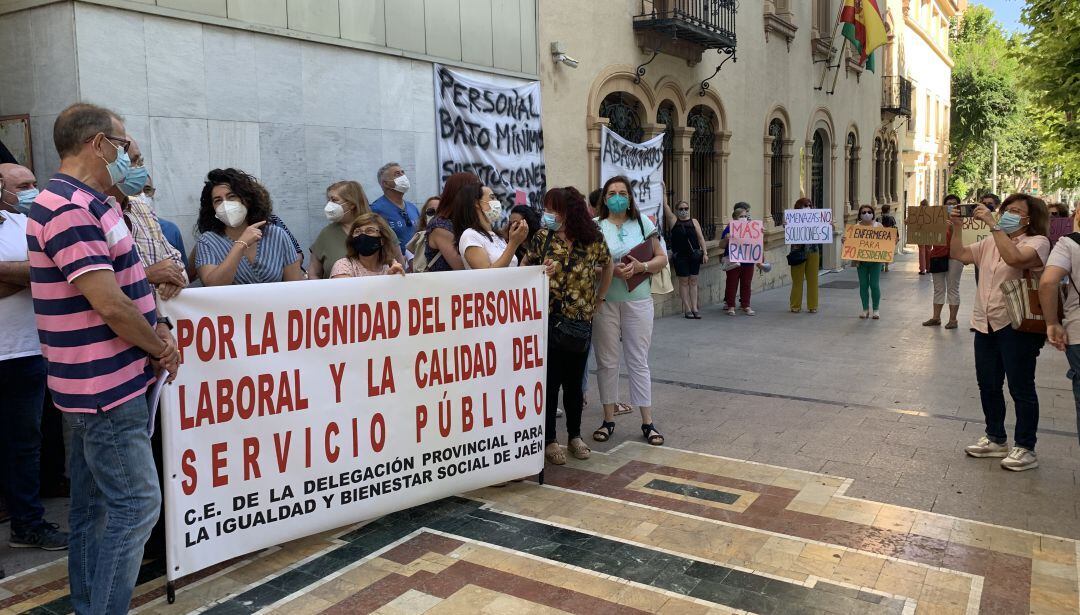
[1,252,1078,614]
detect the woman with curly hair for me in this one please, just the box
[524,187,613,464]
[194,168,304,285]
[422,173,476,272]
[330,213,405,278]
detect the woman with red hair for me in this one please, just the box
[421,173,476,272]
[524,187,613,465]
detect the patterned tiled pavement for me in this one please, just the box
[2,442,1077,614]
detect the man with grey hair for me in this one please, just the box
[28,102,179,614]
[371,162,420,255]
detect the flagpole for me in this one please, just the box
[817,2,851,91]
[827,37,848,95]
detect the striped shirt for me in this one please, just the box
[27,174,156,413]
[194,224,297,284]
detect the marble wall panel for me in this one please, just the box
[254,35,303,125]
[258,122,306,212]
[30,2,78,115]
[300,42,378,129]
[29,113,59,181]
[208,120,261,176]
[146,17,207,118]
[74,5,148,117]
[149,117,210,221]
[0,11,35,116]
[203,26,259,122]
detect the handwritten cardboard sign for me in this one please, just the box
[1049,216,1073,246]
[960,218,990,246]
[783,209,833,244]
[842,225,897,263]
[906,206,949,245]
[727,219,764,263]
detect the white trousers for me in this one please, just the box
[932,258,964,305]
[593,298,654,408]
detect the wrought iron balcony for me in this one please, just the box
[882,76,913,117]
[633,0,737,51]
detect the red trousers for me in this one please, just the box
[724,264,754,308]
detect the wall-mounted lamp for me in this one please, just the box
[550,42,579,69]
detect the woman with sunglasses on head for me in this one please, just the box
[405,196,440,270]
[309,180,372,280]
[951,194,1050,471]
[592,175,668,447]
[330,213,405,278]
[668,200,708,318]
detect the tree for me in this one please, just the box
[1020,1,1080,145]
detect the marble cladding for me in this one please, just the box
[0,3,454,257]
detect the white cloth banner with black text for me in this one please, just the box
[599,126,666,245]
[160,268,548,580]
[434,64,545,210]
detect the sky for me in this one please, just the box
[970,0,1028,34]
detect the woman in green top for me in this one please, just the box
[592,175,669,447]
[309,180,371,279]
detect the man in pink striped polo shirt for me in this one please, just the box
[27,103,180,615]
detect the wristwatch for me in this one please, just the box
[990,224,1003,232]
[157,316,174,330]
[642,262,650,274]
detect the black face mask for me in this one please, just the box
[351,234,382,257]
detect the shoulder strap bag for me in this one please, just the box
[541,231,593,354]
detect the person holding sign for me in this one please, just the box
[593,176,667,447]
[669,200,708,318]
[194,169,305,285]
[524,187,613,464]
[949,194,1050,471]
[458,186,529,269]
[329,213,406,277]
[853,205,884,319]
[923,195,964,329]
[719,203,762,316]
[787,198,822,313]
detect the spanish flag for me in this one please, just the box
[841,0,887,72]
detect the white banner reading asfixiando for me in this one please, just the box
[434,64,545,210]
[160,269,548,580]
[600,126,665,232]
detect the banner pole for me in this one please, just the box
[167,581,176,604]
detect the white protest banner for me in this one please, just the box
[727,219,765,263]
[783,209,833,244]
[434,64,545,210]
[600,126,666,234]
[160,269,547,580]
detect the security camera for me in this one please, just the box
[550,41,579,69]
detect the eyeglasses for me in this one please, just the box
[352,227,381,237]
[84,134,131,153]
[400,209,412,227]
[676,208,690,213]
[142,186,156,197]
[425,209,436,217]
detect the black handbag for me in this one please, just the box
[787,246,808,266]
[928,255,950,274]
[541,231,593,353]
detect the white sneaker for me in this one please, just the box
[556,407,564,418]
[1001,447,1038,471]
[964,436,1010,458]
[859,310,869,319]
[726,308,736,316]
[872,311,880,320]
[742,307,756,316]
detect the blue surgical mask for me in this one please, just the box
[998,212,1025,234]
[118,164,149,197]
[541,212,561,231]
[606,194,629,214]
[99,139,131,187]
[7,187,38,214]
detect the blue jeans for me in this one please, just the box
[1064,344,1080,445]
[974,326,1044,450]
[65,395,161,615]
[0,355,47,533]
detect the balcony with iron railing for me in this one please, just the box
[882,76,913,117]
[633,0,737,50]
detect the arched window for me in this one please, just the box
[872,138,883,204]
[657,102,677,205]
[688,106,718,239]
[888,141,898,201]
[846,132,858,210]
[599,92,644,143]
[768,118,786,225]
[811,131,826,209]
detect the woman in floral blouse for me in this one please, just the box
[525,187,613,465]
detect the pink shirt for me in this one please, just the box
[330,257,388,278]
[969,233,1050,334]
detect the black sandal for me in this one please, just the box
[641,423,664,446]
[593,421,615,442]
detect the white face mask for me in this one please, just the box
[861,212,875,222]
[393,174,410,194]
[484,199,502,224]
[324,200,345,222]
[215,200,248,228]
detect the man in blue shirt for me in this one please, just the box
[370,162,420,255]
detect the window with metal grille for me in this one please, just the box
[846,132,858,210]
[599,92,644,143]
[811,131,825,210]
[872,138,883,203]
[769,119,785,225]
[888,142,898,200]
[657,102,677,205]
[688,106,717,240]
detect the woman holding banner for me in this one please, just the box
[195,168,305,285]
[525,187,612,464]
[853,204,884,319]
[669,200,708,318]
[330,213,406,277]
[950,195,1050,471]
[788,198,821,313]
[592,176,667,447]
